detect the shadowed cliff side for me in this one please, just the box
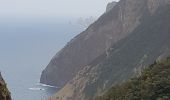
[41,0,154,87]
[50,1,170,100]
[0,72,11,100]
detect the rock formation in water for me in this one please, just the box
[0,72,11,100]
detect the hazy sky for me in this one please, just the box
[0,0,119,18]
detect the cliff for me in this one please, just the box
[0,72,11,100]
[49,0,170,100]
[106,1,117,12]
[41,0,152,87]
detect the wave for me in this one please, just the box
[29,87,45,91]
[36,83,59,88]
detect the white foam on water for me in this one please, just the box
[36,83,59,88]
[29,87,45,91]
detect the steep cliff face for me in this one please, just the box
[147,0,170,13]
[106,1,117,12]
[49,0,170,100]
[41,0,151,87]
[0,72,11,100]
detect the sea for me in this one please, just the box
[0,17,83,100]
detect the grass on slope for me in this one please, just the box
[95,57,170,100]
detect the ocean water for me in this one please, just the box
[0,18,83,100]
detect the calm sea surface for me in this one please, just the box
[0,18,83,100]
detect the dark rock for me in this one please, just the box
[0,72,11,100]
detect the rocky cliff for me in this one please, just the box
[0,72,11,100]
[40,0,156,87]
[41,0,153,87]
[48,0,170,100]
[106,1,117,12]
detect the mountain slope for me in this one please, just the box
[0,72,11,100]
[40,0,150,87]
[95,56,170,100]
[50,2,170,100]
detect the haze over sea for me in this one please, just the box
[0,0,119,99]
[0,17,83,100]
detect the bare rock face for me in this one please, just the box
[50,1,170,100]
[0,72,11,100]
[106,1,117,12]
[147,0,170,13]
[46,0,170,100]
[40,0,149,87]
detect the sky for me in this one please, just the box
[0,0,119,18]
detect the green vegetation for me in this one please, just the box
[95,57,170,100]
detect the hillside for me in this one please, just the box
[95,56,170,100]
[50,1,170,100]
[0,72,11,100]
[40,0,151,87]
